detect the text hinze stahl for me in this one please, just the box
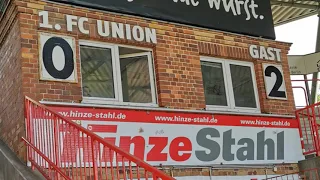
[61,127,284,163]
[39,11,157,44]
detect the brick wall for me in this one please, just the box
[168,164,299,178]
[50,164,299,179]
[0,0,299,177]
[16,0,295,116]
[198,42,294,115]
[0,1,25,160]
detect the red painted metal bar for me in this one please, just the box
[24,96,175,180]
[296,110,307,156]
[296,108,318,155]
[296,98,320,156]
[313,105,320,156]
[291,79,320,82]
[262,172,299,180]
[291,78,320,108]
[22,137,71,180]
[292,86,309,107]
[311,106,320,156]
[296,101,320,113]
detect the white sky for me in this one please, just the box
[275,15,318,107]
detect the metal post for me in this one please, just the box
[91,140,98,179]
[304,75,312,105]
[310,11,320,104]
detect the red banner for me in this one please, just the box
[49,106,298,128]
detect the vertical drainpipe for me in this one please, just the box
[310,10,320,104]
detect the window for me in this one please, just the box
[201,57,260,113]
[80,41,157,106]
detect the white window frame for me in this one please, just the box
[118,52,157,107]
[79,40,158,107]
[201,57,261,113]
[79,41,119,102]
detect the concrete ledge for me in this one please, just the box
[0,140,43,180]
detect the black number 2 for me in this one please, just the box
[264,66,286,98]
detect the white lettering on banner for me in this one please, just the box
[38,11,157,44]
[127,0,263,21]
[249,45,282,61]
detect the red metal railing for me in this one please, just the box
[23,96,175,180]
[292,86,309,108]
[291,78,320,109]
[263,168,320,180]
[296,102,320,156]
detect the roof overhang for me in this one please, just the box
[1,0,319,33]
[271,0,319,26]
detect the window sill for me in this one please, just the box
[81,98,159,108]
[205,106,261,114]
[40,100,296,119]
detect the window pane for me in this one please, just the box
[80,46,115,98]
[201,62,228,106]
[230,64,257,108]
[120,55,153,103]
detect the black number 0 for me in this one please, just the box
[264,66,286,98]
[43,37,74,79]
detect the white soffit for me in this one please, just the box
[271,0,319,26]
